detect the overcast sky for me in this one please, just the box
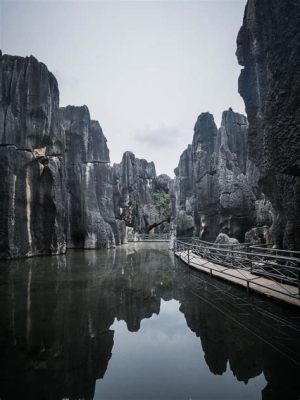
[1,0,247,176]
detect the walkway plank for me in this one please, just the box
[175,250,300,308]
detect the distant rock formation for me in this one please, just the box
[172,109,270,242]
[113,152,171,235]
[0,54,66,258]
[237,0,300,249]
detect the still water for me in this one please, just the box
[0,243,299,400]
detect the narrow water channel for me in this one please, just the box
[0,243,299,400]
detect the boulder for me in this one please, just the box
[214,233,239,245]
[245,226,272,246]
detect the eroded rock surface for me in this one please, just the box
[60,105,126,248]
[0,53,128,258]
[0,52,173,258]
[237,0,300,249]
[113,152,171,234]
[0,54,66,258]
[172,109,265,242]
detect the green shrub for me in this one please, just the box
[153,191,170,210]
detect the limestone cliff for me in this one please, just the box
[0,52,126,258]
[0,53,66,258]
[237,0,300,249]
[60,105,126,248]
[0,52,171,258]
[172,109,271,242]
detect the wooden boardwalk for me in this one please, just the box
[175,250,300,308]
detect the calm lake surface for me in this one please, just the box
[0,243,299,400]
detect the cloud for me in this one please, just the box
[132,124,184,148]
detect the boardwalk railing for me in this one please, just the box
[174,238,300,300]
[249,244,300,259]
[128,233,170,242]
[183,236,300,258]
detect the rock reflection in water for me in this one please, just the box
[0,243,299,400]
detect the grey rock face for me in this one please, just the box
[113,152,171,234]
[0,54,66,258]
[0,52,170,258]
[61,105,109,164]
[173,109,261,242]
[171,146,195,237]
[237,0,300,249]
[60,105,126,248]
[0,54,64,154]
[245,226,272,246]
[154,174,171,193]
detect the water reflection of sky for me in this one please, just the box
[1,244,298,399]
[95,299,266,400]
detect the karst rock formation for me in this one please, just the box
[1,0,300,258]
[60,105,126,249]
[172,108,273,242]
[0,54,66,258]
[0,52,170,258]
[236,0,300,249]
[113,151,171,237]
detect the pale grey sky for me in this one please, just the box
[1,0,247,176]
